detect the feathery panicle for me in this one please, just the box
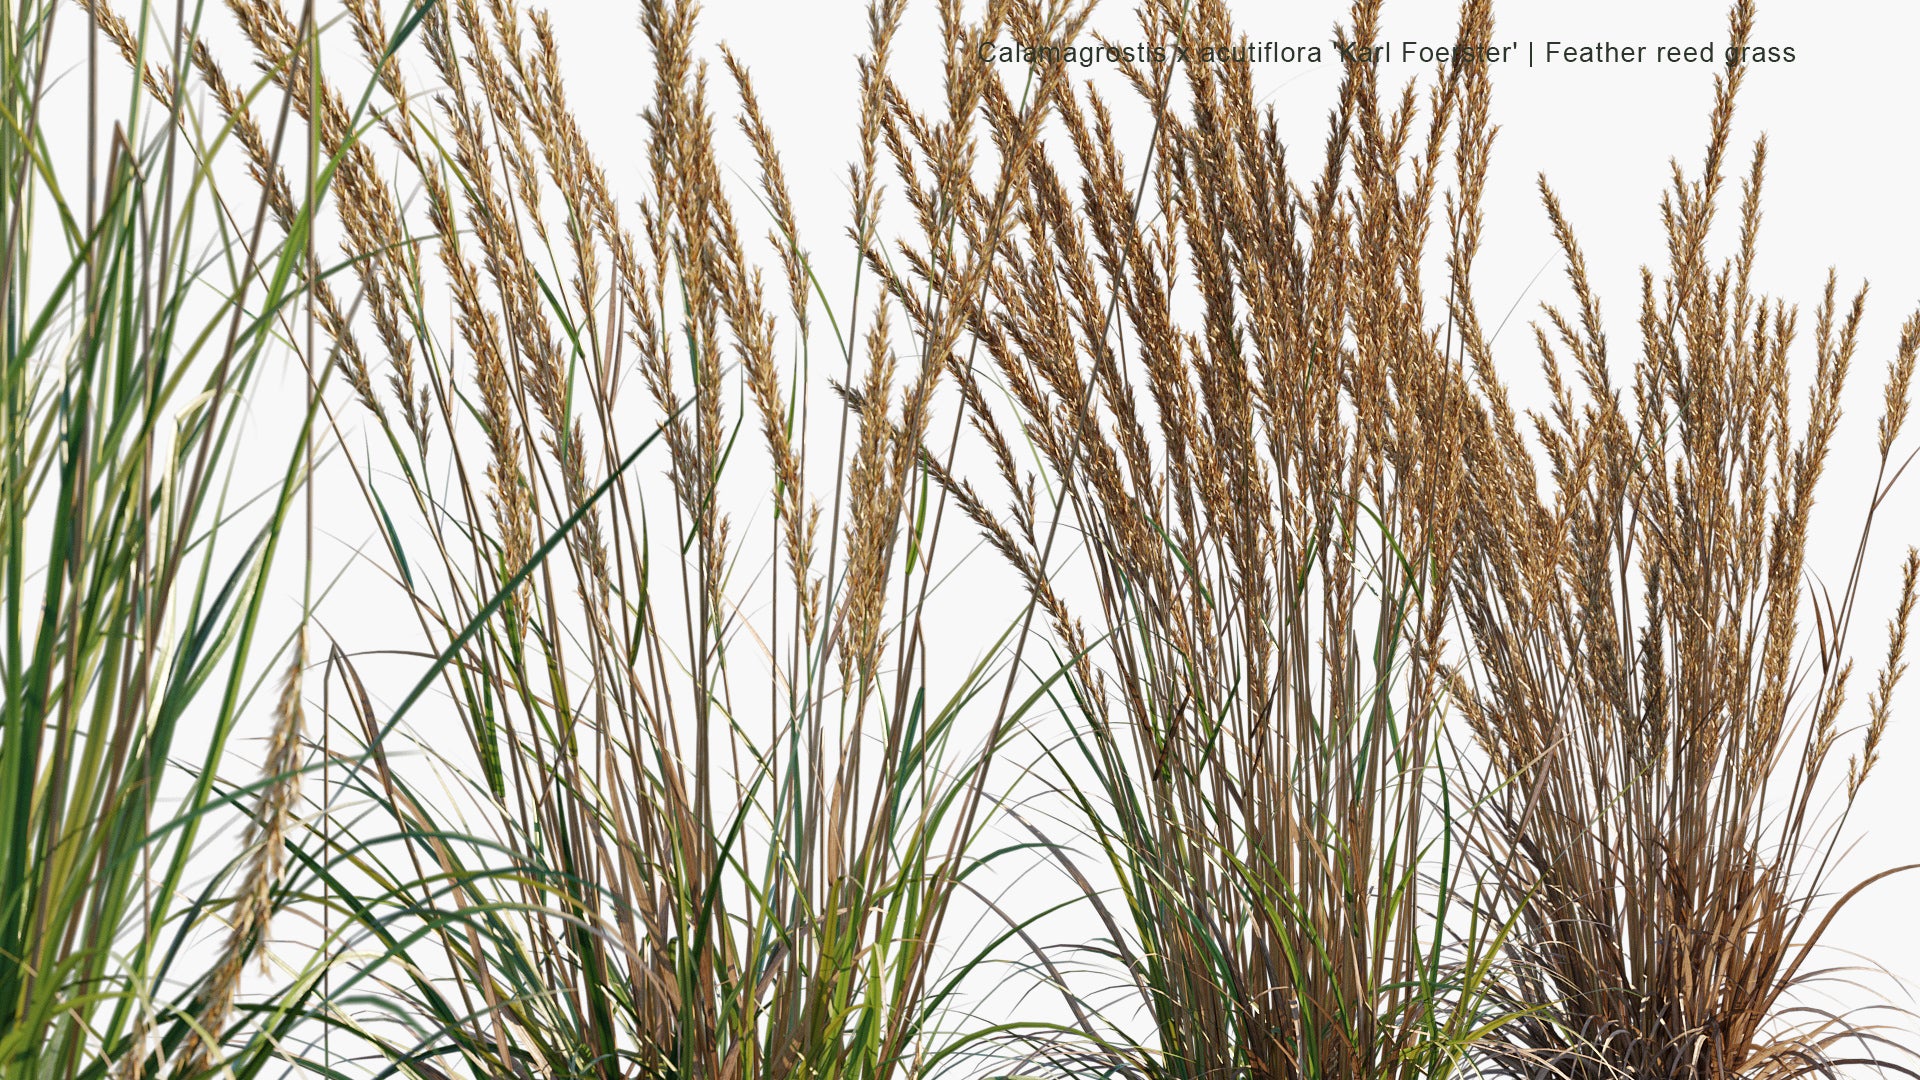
[182,633,307,1073]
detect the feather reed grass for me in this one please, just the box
[198,0,1093,1076]
[1445,3,1920,1077]
[53,0,1920,1077]
[901,0,1524,1076]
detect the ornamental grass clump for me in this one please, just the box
[183,0,1097,1076]
[1444,3,1920,1077]
[896,0,1521,1076]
